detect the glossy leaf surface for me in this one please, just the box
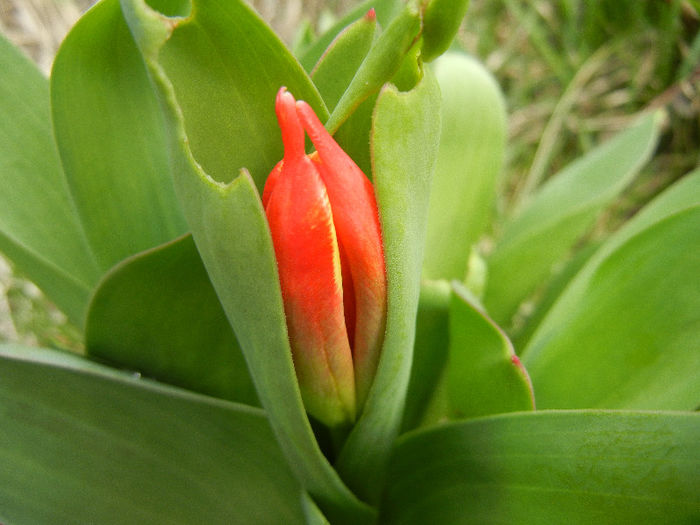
[121,1,372,521]
[448,282,535,418]
[86,234,258,405]
[0,34,99,325]
[0,344,303,524]
[336,70,442,503]
[383,410,700,524]
[51,0,186,272]
[523,172,700,410]
[484,112,661,323]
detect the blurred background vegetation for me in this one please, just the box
[1,0,698,351]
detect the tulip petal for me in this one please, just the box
[264,89,356,426]
[297,100,387,411]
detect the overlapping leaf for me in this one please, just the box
[423,52,507,281]
[383,411,700,524]
[0,34,99,325]
[448,282,534,418]
[523,172,700,410]
[484,112,661,324]
[51,0,186,273]
[335,70,442,504]
[402,279,451,431]
[0,344,303,524]
[86,234,257,405]
[120,0,372,521]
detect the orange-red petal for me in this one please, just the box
[297,100,387,410]
[264,88,356,426]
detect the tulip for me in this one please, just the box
[263,87,387,427]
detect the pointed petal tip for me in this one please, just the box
[275,87,305,161]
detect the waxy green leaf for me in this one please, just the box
[383,411,700,524]
[325,6,422,134]
[51,0,186,273]
[448,282,534,418]
[0,34,99,325]
[0,344,304,524]
[484,112,661,324]
[336,69,442,504]
[86,234,258,406]
[131,0,327,191]
[311,10,377,112]
[423,52,507,281]
[512,240,600,351]
[402,279,451,431]
[421,0,471,62]
[298,0,402,71]
[120,1,372,521]
[523,172,700,410]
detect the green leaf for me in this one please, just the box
[421,0,470,62]
[325,6,422,134]
[297,0,402,71]
[511,240,600,351]
[335,69,442,504]
[85,234,258,406]
[301,492,331,525]
[382,410,700,524]
[448,281,535,418]
[51,0,186,273]
[484,112,662,324]
[523,172,700,410]
[120,2,372,521]
[0,344,304,524]
[311,10,377,112]
[0,34,99,325]
[402,279,451,431]
[423,52,507,281]
[129,0,327,191]
[309,10,377,177]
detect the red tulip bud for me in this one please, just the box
[264,88,387,427]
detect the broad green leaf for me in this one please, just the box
[523,172,700,410]
[423,52,507,281]
[325,6,422,134]
[382,410,700,524]
[333,93,378,178]
[511,240,600,351]
[0,34,99,325]
[51,0,186,273]
[134,0,327,190]
[301,492,331,525]
[298,0,403,71]
[311,10,377,112]
[336,69,442,504]
[421,0,470,62]
[120,1,372,521]
[402,279,450,431]
[0,344,304,524]
[85,234,258,406]
[484,112,661,324]
[309,9,377,177]
[448,281,535,418]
